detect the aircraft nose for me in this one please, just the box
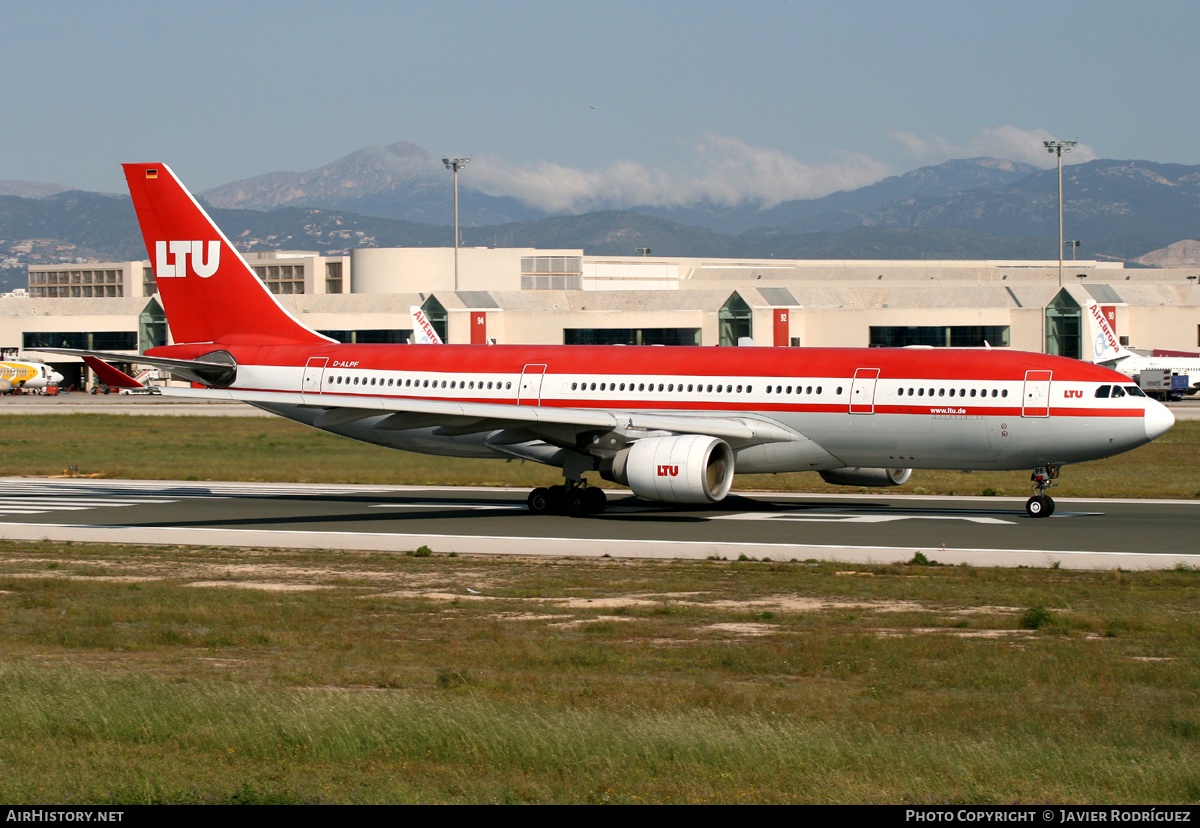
[1144,401,1175,440]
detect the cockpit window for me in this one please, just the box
[1125,385,1146,397]
[1095,385,1111,398]
[1111,386,1126,398]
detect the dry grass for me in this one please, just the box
[0,540,1198,804]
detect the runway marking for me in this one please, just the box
[712,512,1017,524]
[0,496,176,517]
[370,503,525,511]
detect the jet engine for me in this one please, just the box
[601,434,735,504]
[819,467,912,487]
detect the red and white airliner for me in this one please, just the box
[48,163,1175,518]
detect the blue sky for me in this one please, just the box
[4,0,1197,210]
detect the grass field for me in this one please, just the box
[1,414,1198,499]
[1,414,1198,804]
[0,541,1198,804]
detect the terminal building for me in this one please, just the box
[3,245,1199,390]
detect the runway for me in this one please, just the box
[1,477,1197,570]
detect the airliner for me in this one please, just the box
[0,360,63,393]
[43,164,1175,519]
[1087,301,1200,394]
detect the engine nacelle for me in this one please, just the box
[602,435,735,504]
[819,467,912,487]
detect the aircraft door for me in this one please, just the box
[1022,370,1052,418]
[302,357,329,403]
[518,364,547,406]
[849,368,880,414]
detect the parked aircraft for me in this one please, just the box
[0,360,63,393]
[411,306,443,345]
[45,164,1175,518]
[1087,301,1200,394]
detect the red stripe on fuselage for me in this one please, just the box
[149,343,1130,384]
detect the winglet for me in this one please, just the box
[123,163,335,347]
[82,356,144,389]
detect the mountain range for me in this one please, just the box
[2,144,1199,294]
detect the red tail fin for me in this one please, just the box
[123,163,333,347]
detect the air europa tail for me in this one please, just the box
[123,163,334,347]
[1085,301,1134,364]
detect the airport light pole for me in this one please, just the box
[1044,140,1077,288]
[1064,240,1081,260]
[442,156,471,291]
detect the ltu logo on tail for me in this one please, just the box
[156,240,220,278]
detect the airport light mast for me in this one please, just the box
[1044,139,1077,287]
[442,156,471,291]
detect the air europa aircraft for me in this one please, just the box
[48,163,1175,519]
[1087,300,1200,394]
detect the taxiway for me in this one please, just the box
[0,478,1196,570]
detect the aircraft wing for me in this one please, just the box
[43,348,805,448]
[153,385,803,447]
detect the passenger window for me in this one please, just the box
[918,388,924,397]
[1095,385,1111,398]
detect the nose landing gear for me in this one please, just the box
[1026,465,1059,518]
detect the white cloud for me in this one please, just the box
[889,126,1097,168]
[468,133,892,213]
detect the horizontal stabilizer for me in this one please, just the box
[33,348,237,387]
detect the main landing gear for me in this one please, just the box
[1026,465,1059,518]
[527,481,608,516]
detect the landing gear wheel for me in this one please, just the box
[548,485,567,514]
[566,488,589,516]
[584,486,607,514]
[527,487,551,514]
[1025,495,1054,518]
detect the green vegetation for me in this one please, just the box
[0,541,1198,804]
[0,414,1197,499]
